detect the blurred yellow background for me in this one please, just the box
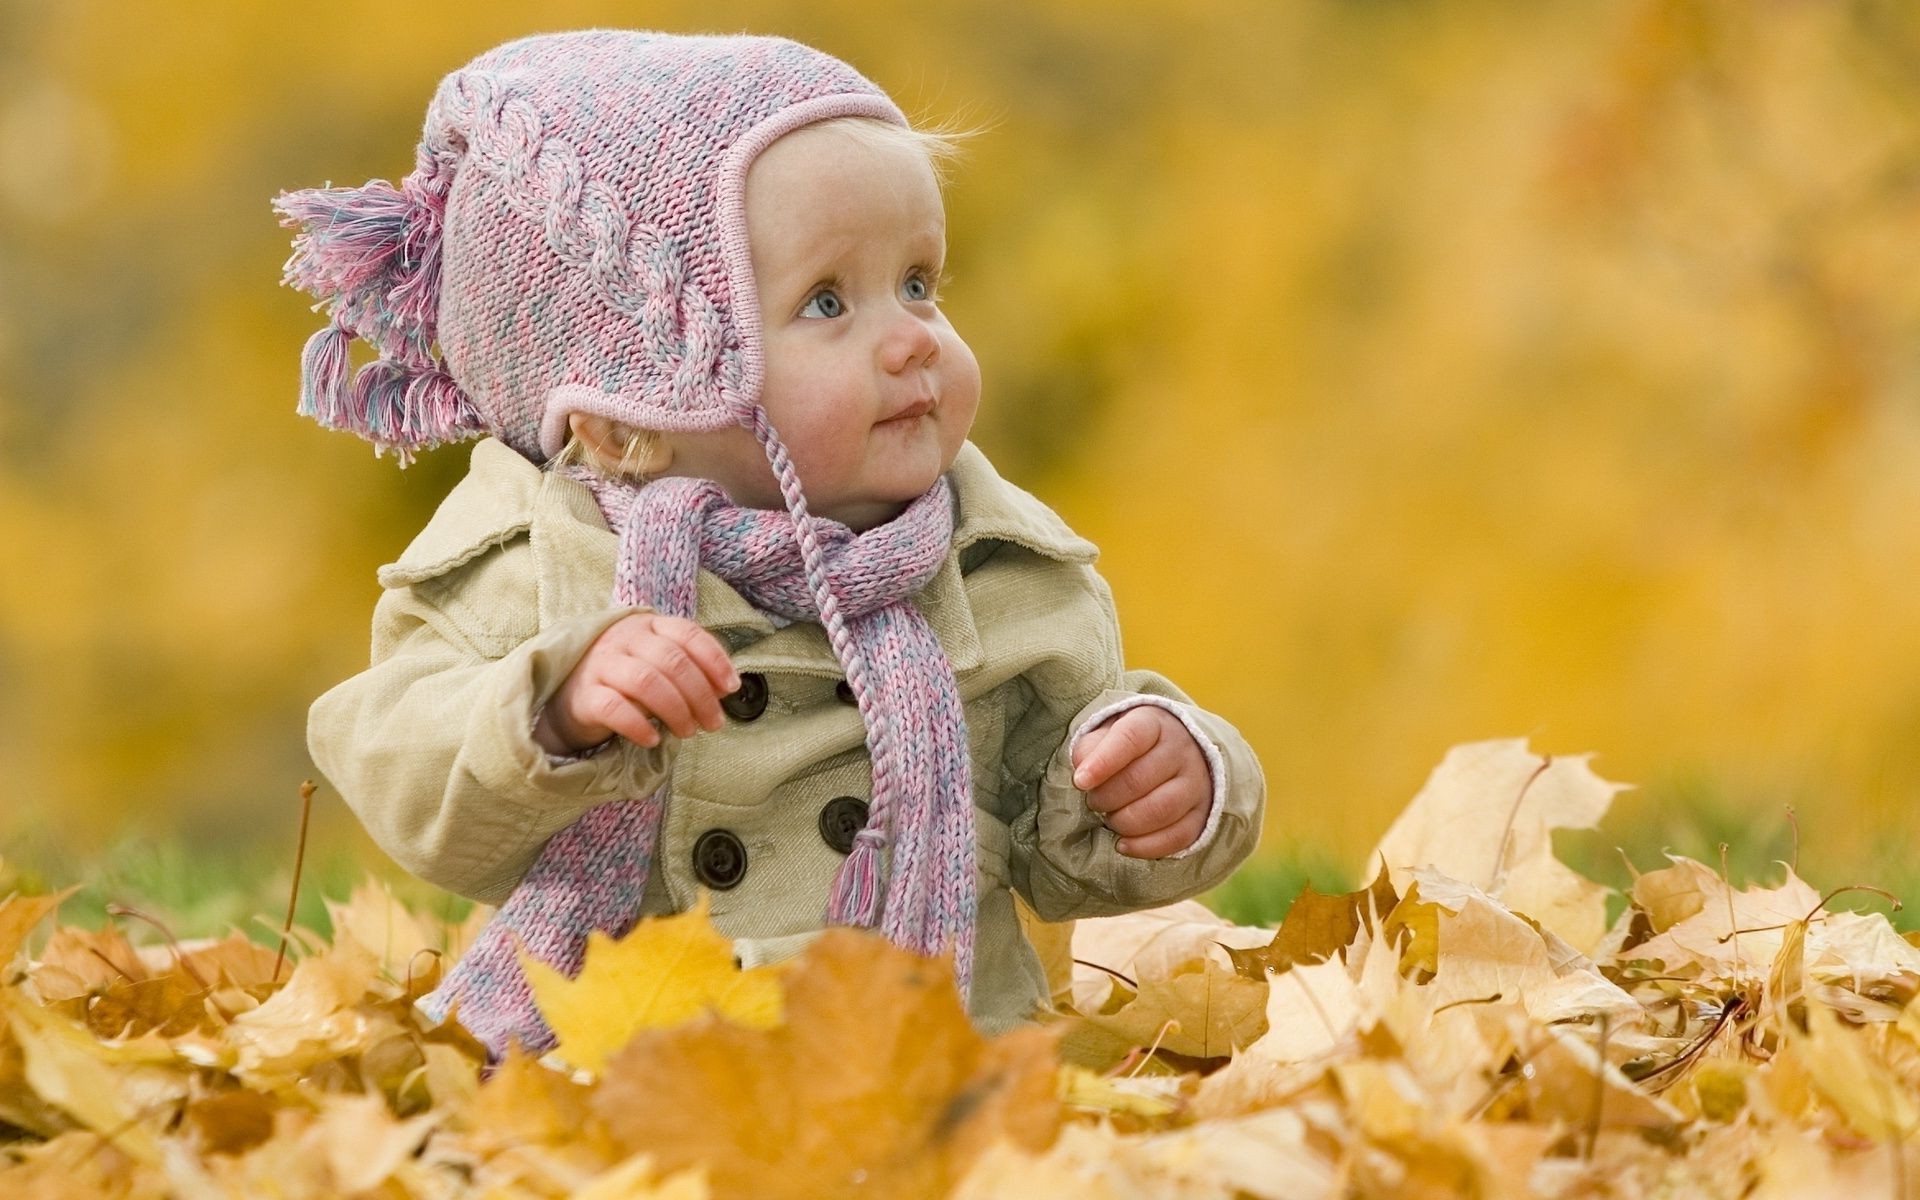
[3,0,1918,907]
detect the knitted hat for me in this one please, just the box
[273,28,909,467]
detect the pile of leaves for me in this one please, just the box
[7,737,1920,1198]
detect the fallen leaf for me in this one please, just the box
[1073,957,1269,1060]
[0,887,78,967]
[1,988,165,1164]
[1069,899,1274,1013]
[1369,738,1626,954]
[1224,866,1396,981]
[521,891,788,1075]
[223,933,378,1084]
[593,927,1063,1200]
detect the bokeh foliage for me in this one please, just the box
[2,0,1918,906]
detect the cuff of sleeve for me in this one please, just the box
[466,605,670,804]
[530,708,620,765]
[1066,692,1228,860]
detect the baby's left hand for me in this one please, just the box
[1071,705,1212,859]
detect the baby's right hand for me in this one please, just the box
[534,612,740,756]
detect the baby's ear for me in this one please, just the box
[568,412,671,477]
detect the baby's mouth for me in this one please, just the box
[882,395,936,423]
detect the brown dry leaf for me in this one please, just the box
[1749,1128,1920,1199]
[1629,854,1722,934]
[1369,738,1626,954]
[1072,957,1269,1060]
[0,887,78,968]
[954,1108,1341,1200]
[326,876,489,991]
[521,891,788,1075]
[1410,870,1640,1026]
[222,932,378,1085]
[1798,999,1920,1141]
[0,986,166,1165]
[30,923,151,996]
[76,973,220,1041]
[1244,957,1364,1066]
[442,1042,626,1194]
[1068,899,1275,1013]
[0,1130,158,1199]
[0,1020,76,1140]
[1224,865,1396,982]
[171,933,285,992]
[1627,858,1821,979]
[1331,1056,1513,1194]
[592,927,1063,1200]
[311,1091,443,1194]
[178,1086,279,1157]
[1513,1021,1682,1131]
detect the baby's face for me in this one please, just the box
[661,121,980,531]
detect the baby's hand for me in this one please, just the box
[1071,705,1212,859]
[535,612,740,756]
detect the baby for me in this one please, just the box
[284,29,1266,1062]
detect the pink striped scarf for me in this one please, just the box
[418,472,978,1061]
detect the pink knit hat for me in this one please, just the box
[273,29,909,467]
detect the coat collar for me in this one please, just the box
[378,437,1099,678]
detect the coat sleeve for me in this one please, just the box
[1001,565,1267,922]
[306,572,674,907]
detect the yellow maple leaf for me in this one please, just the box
[520,891,788,1075]
[591,926,1063,1200]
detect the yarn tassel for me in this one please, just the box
[826,830,886,928]
[340,358,418,466]
[386,197,443,334]
[274,180,418,299]
[295,321,355,430]
[275,171,465,445]
[402,364,484,446]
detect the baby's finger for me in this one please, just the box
[583,684,665,748]
[1102,777,1197,837]
[1083,735,1185,814]
[638,639,730,733]
[1071,707,1164,793]
[1116,805,1209,860]
[608,653,703,739]
[652,616,741,696]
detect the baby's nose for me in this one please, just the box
[881,311,941,373]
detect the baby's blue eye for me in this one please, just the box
[801,288,844,319]
[904,274,929,302]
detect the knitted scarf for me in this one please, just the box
[417,470,978,1061]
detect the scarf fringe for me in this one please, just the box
[826,834,886,927]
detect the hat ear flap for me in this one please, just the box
[275,154,483,466]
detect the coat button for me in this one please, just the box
[692,829,748,890]
[720,672,768,722]
[818,795,871,855]
[834,679,856,705]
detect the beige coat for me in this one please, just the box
[307,436,1267,1034]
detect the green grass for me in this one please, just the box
[5,794,1914,948]
[0,830,474,950]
